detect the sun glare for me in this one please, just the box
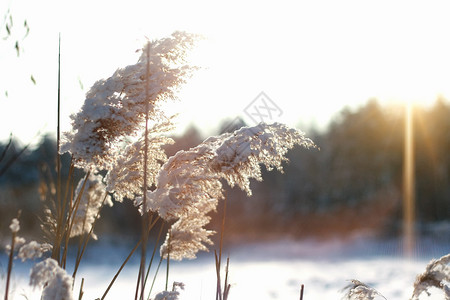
[403,102,415,257]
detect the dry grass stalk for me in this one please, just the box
[4,213,20,300]
[411,253,450,300]
[299,284,304,300]
[2,31,321,300]
[341,279,387,300]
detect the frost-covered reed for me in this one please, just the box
[341,279,387,300]
[411,253,450,300]
[61,32,199,171]
[2,31,449,300]
[2,31,316,299]
[340,256,450,300]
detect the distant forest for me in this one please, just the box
[1,99,449,241]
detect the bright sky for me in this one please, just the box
[1,0,450,145]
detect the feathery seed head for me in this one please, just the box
[142,122,315,260]
[61,32,199,171]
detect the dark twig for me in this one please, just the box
[148,257,163,299]
[101,217,160,300]
[0,137,32,178]
[78,278,84,300]
[165,231,171,291]
[52,33,63,263]
[0,134,12,163]
[4,211,21,300]
[223,257,231,300]
[141,221,165,300]
[4,229,16,300]
[214,250,222,300]
[216,197,227,300]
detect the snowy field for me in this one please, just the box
[2,236,449,300]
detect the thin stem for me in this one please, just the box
[0,138,32,178]
[165,231,171,291]
[4,212,21,300]
[60,171,89,269]
[219,197,227,266]
[61,162,75,268]
[214,250,222,300]
[216,197,227,300]
[134,266,142,300]
[148,257,163,299]
[53,33,62,263]
[101,239,142,300]
[0,134,12,164]
[138,39,151,300]
[136,214,153,300]
[78,278,84,300]
[4,231,16,300]
[72,192,108,280]
[299,284,304,300]
[140,221,165,300]
[57,34,61,149]
[101,217,160,300]
[223,256,230,300]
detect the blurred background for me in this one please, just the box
[1,99,449,243]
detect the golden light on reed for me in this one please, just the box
[403,102,415,257]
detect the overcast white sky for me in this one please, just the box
[1,0,450,145]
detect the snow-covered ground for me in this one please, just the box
[1,236,449,300]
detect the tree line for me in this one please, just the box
[1,99,449,239]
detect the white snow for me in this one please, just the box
[1,238,448,300]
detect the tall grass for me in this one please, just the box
[4,212,20,300]
[1,31,449,300]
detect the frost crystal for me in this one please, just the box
[153,281,185,300]
[9,218,20,233]
[412,253,450,299]
[153,291,180,300]
[138,135,223,220]
[61,31,199,170]
[160,210,214,260]
[341,279,386,300]
[140,122,315,260]
[17,241,52,262]
[70,173,112,240]
[212,123,315,195]
[5,236,25,254]
[30,258,73,300]
[106,122,174,202]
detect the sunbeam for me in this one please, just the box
[403,102,416,257]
